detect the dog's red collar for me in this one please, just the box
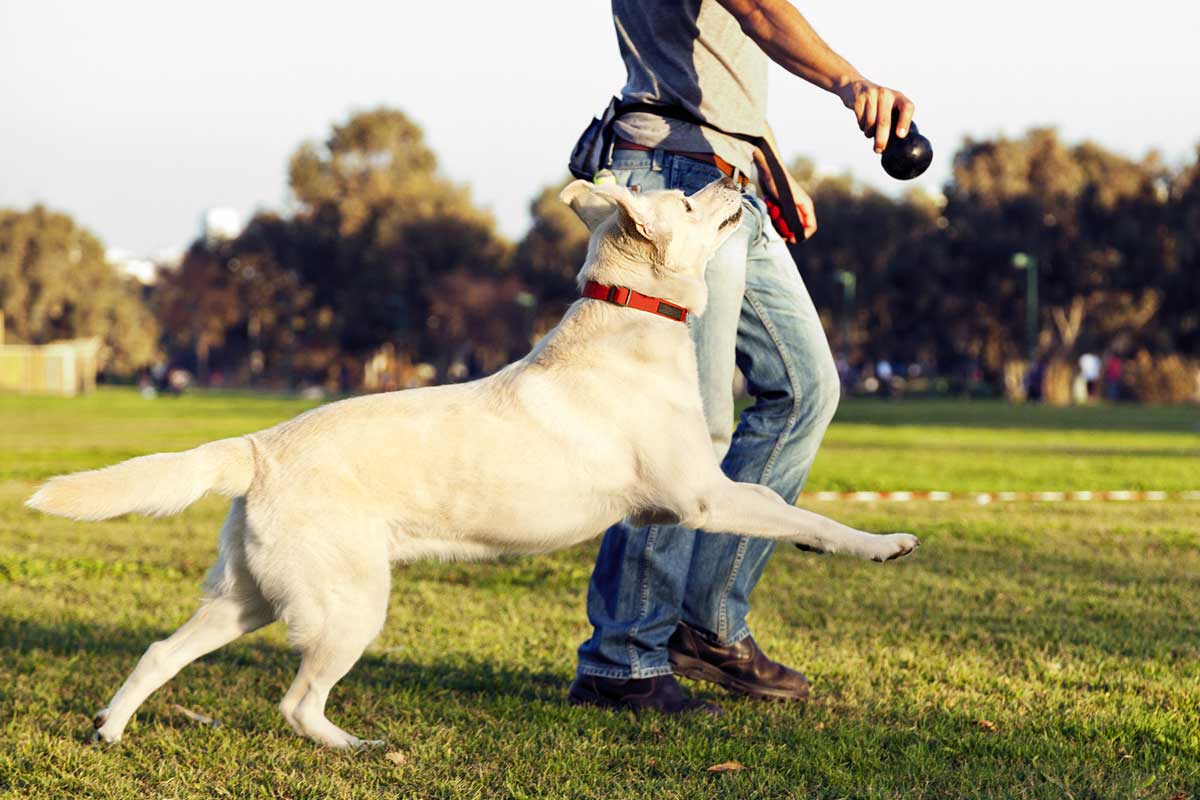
[581,280,689,323]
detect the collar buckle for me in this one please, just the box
[607,285,632,306]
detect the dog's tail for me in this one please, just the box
[26,437,256,521]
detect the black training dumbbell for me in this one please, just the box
[881,112,933,180]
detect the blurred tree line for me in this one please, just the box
[1,108,1196,401]
[793,128,1199,402]
[0,207,158,372]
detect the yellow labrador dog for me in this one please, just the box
[28,177,917,749]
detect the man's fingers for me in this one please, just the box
[894,97,916,139]
[852,83,917,152]
[798,196,817,239]
[874,90,896,153]
[796,206,816,237]
[863,90,878,138]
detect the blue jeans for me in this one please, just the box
[576,147,841,679]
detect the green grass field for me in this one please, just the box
[1,390,1198,799]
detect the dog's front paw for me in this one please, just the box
[90,708,121,744]
[871,533,919,563]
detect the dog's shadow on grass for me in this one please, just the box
[1,615,569,717]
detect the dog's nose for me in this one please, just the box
[718,176,738,191]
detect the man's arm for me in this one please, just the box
[717,0,915,153]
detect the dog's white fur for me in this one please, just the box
[28,177,918,748]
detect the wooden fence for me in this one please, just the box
[0,338,102,396]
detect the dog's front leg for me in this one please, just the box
[689,480,919,562]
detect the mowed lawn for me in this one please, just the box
[1,390,1197,799]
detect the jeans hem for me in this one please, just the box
[575,663,675,680]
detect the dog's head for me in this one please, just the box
[560,177,744,316]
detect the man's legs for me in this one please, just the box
[680,196,840,645]
[576,152,751,680]
[575,160,838,686]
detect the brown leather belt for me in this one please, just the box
[614,137,749,188]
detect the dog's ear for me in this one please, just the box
[560,180,656,239]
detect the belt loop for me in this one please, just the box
[651,147,664,173]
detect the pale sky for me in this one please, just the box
[2,0,1197,257]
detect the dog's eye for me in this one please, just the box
[682,199,693,213]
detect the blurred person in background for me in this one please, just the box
[1079,352,1101,402]
[1103,352,1123,402]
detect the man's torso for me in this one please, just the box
[611,0,767,177]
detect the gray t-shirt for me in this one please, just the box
[611,0,767,177]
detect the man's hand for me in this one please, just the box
[837,80,916,154]
[754,148,816,243]
[717,0,919,155]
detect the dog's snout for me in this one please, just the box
[718,176,737,191]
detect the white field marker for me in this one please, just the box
[801,490,1198,503]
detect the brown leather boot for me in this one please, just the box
[567,673,723,715]
[668,621,810,701]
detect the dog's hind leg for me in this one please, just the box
[274,537,391,749]
[93,500,275,744]
[692,479,919,562]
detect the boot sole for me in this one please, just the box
[567,685,722,715]
[669,652,809,702]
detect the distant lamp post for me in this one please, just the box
[1011,252,1039,362]
[832,270,856,350]
[514,291,537,344]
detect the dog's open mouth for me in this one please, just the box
[718,206,743,231]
